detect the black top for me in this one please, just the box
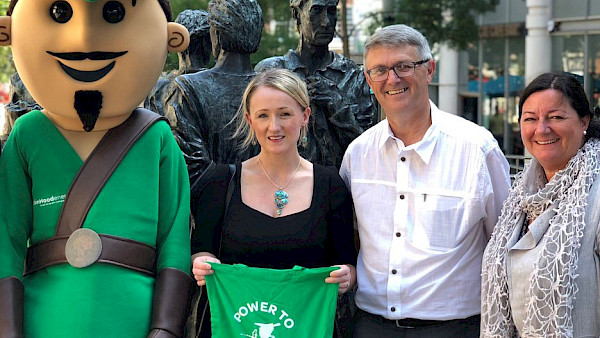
[191,162,356,269]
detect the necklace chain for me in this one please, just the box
[258,157,302,216]
[258,157,301,190]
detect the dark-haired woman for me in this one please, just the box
[481,72,600,337]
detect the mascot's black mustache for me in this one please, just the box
[74,90,103,132]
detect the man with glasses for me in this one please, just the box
[340,24,510,337]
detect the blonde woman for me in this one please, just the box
[190,68,357,338]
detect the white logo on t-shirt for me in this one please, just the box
[241,322,281,338]
[233,301,295,336]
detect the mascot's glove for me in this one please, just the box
[0,277,24,338]
[147,268,195,338]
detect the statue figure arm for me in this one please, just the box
[351,76,378,131]
[164,76,212,184]
[307,75,363,145]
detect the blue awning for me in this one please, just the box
[468,75,525,97]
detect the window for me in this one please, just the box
[553,0,588,19]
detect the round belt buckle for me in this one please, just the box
[65,228,102,268]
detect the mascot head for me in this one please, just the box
[0,0,189,131]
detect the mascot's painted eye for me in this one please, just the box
[49,1,73,23]
[103,1,125,24]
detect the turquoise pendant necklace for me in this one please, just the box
[258,157,302,216]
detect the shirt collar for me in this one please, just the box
[379,100,441,165]
[285,50,347,73]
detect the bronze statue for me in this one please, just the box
[255,0,377,167]
[1,72,42,147]
[144,9,211,119]
[165,0,263,184]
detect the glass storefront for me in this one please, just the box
[553,0,588,19]
[478,37,524,155]
[588,35,600,109]
[550,0,600,111]
[454,0,600,156]
[461,34,525,155]
[592,0,600,16]
[552,35,585,76]
[459,0,599,155]
[552,34,600,109]
[507,39,525,155]
[481,38,506,147]
[456,0,527,155]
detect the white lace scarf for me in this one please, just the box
[481,138,600,338]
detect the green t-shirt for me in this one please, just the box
[205,264,338,338]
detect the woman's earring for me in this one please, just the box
[584,130,587,136]
[300,125,308,147]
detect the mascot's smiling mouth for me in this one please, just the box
[46,51,128,83]
[57,61,115,82]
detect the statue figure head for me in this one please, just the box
[290,0,338,47]
[176,9,211,72]
[208,0,263,60]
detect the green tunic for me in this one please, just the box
[0,110,191,337]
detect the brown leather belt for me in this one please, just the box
[25,233,157,276]
[23,109,164,277]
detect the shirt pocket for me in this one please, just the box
[412,192,476,251]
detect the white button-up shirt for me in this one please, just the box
[340,101,510,320]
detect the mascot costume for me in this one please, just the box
[0,0,193,336]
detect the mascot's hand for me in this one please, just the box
[147,328,177,338]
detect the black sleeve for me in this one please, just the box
[324,165,358,266]
[190,163,231,255]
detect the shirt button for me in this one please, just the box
[391,269,397,274]
[399,194,405,200]
[391,307,396,312]
[400,156,406,162]
[395,232,401,237]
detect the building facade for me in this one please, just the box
[443,0,600,156]
[344,0,600,156]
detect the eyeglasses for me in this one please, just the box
[366,59,430,82]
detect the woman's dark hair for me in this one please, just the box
[519,71,600,141]
[8,0,173,21]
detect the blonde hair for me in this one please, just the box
[233,68,310,150]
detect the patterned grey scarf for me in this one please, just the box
[481,138,600,338]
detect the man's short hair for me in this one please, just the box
[209,0,263,54]
[364,24,433,63]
